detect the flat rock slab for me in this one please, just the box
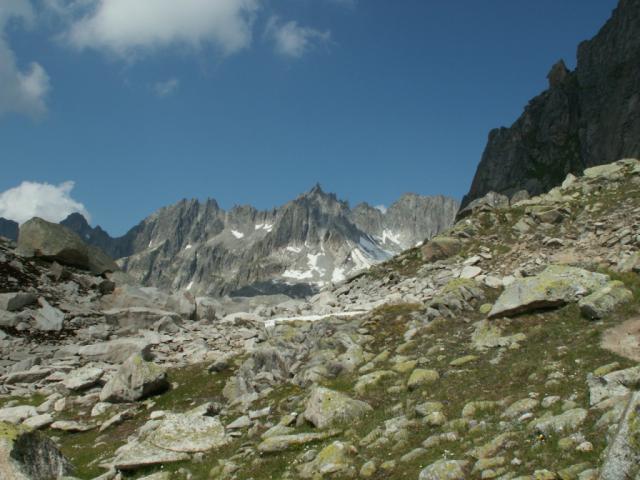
[78,339,151,364]
[147,413,229,453]
[601,316,640,362]
[62,366,104,391]
[113,440,189,471]
[50,421,95,432]
[258,430,341,453]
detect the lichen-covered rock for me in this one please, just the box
[99,353,168,403]
[418,459,469,480]
[354,370,395,395]
[471,320,525,350]
[578,281,633,320]
[600,391,640,480]
[529,408,588,435]
[406,368,439,390]
[489,265,609,318]
[303,386,372,429]
[147,411,229,453]
[298,441,355,479]
[0,421,73,480]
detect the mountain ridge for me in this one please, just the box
[57,185,459,297]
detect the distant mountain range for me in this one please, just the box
[0,186,458,297]
[461,0,640,208]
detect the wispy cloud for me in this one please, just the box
[0,181,90,224]
[0,0,51,119]
[265,16,331,59]
[63,0,259,60]
[154,78,180,97]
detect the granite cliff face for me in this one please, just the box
[461,0,640,208]
[63,187,458,297]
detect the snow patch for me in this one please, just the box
[231,230,244,239]
[374,205,387,214]
[380,229,402,245]
[282,268,313,280]
[286,245,302,253]
[255,223,273,232]
[186,281,194,291]
[185,244,193,250]
[332,267,346,283]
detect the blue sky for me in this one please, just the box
[0,0,618,235]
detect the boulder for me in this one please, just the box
[78,339,151,364]
[587,365,640,405]
[0,422,73,480]
[62,366,104,392]
[147,410,229,453]
[0,293,37,312]
[298,441,354,479]
[421,237,463,263]
[489,265,610,318]
[17,217,117,275]
[528,408,587,435]
[303,386,372,429]
[407,369,440,390]
[0,407,37,425]
[578,281,633,320]
[99,353,169,403]
[33,298,64,332]
[418,459,469,480]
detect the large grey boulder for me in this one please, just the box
[33,298,64,332]
[0,422,73,480]
[99,353,168,403]
[17,217,117,275]
[488,265,609,318]
[77,339,151,364]
[303,386,372,429]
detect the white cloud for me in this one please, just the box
[0,181,91,224]
[0,0,51,118]
[154,78,179,97]
[65,0,259,59]
[266,16,330,58]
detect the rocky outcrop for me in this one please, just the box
[62,187,457,297]
[461,0,640,208]
[0,422,73,480]
[17,218,118,275]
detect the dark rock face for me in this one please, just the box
[63,187,458,297]
[0,218,18,242]
[461,0,640,208]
